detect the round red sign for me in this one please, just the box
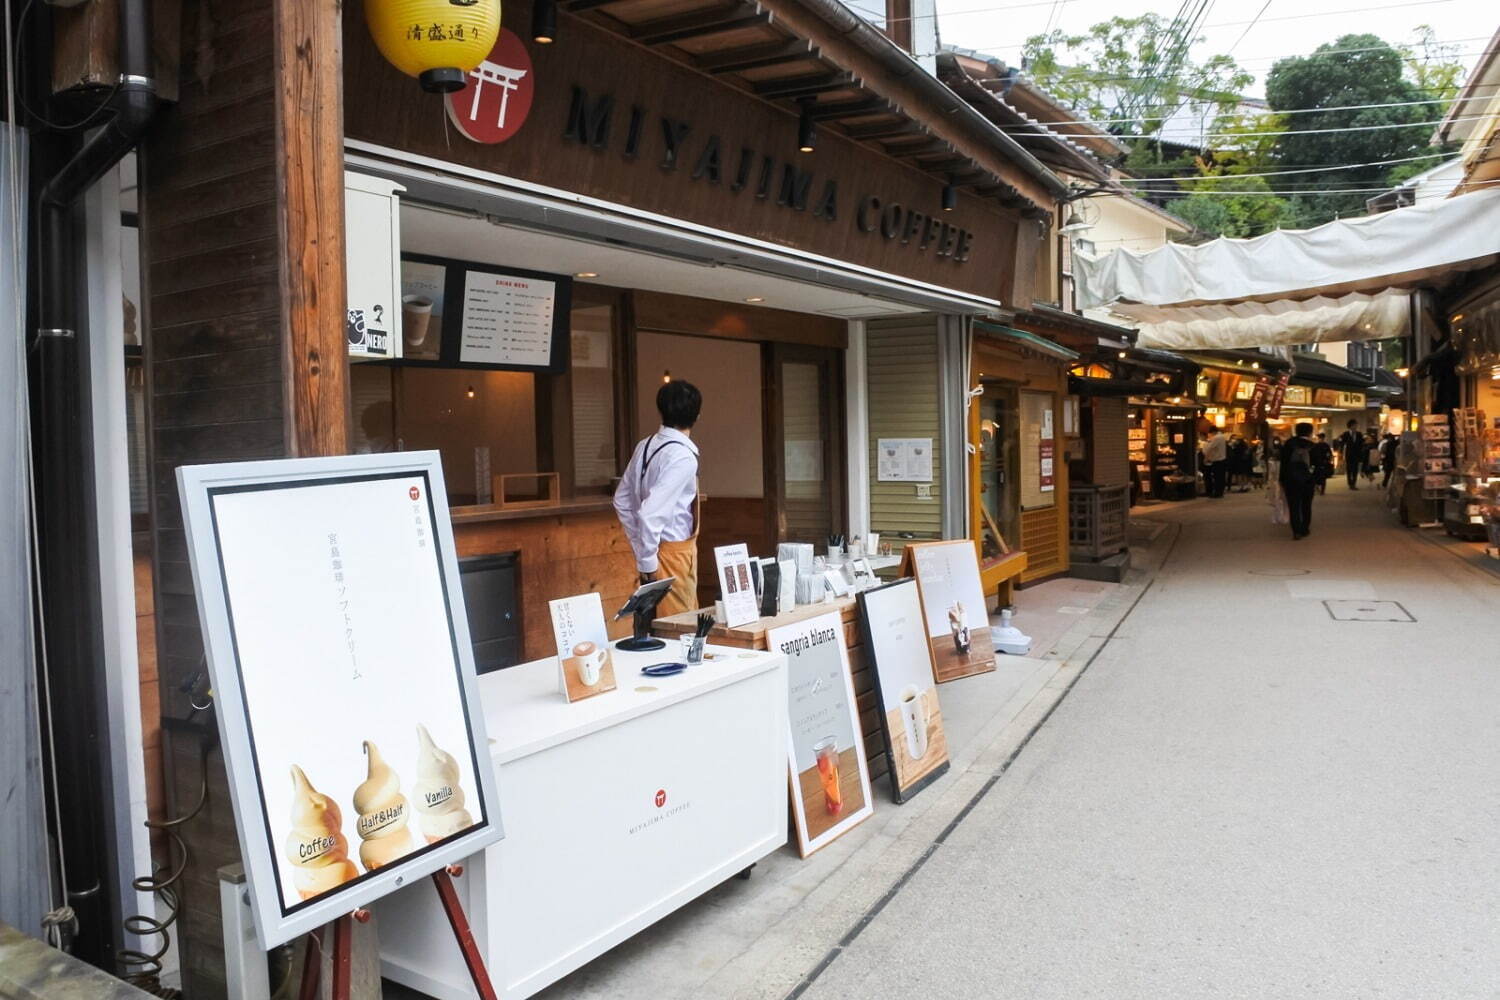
[654,789,667,808]
[409,486,421,501]
[444,30,535,145]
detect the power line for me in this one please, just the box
[1112,151,1458,182]
[1148,177,1500,195]
[1005,112,1488,141]
[914,0,1467,54]
[1224,0,1274,56]
[994,93,1489,129]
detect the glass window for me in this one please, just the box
[350,292,621,507]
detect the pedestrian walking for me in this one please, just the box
[1380,432,1399,488]
[1279,422,1319,540]
[1201,426,1229,498]
[1311,433,1334,496]
[1337,419,1364,490]
[1362,430,1380,483]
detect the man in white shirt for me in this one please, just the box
[614,380,702,617]
[1201,426,1228,498]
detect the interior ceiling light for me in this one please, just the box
[574,271,598,279]
[532,0,557,44]
[797,99,816,154]
[744,296,764,303]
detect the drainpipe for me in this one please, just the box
[30,0,159,965]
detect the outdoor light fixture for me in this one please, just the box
[466,385,476,399]
[1395,367,1410,378]
[744,296,764,303]
[574,271,597,279]
[532,0,558,44]
[365,0,500,92]
[662,370,671,383]
[1252,362,1260,369]
[797,100,816,154]
[1060,210,1094,236]
[942,178,957,212]
[1118,350,1127,359]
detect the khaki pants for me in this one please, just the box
[654,538,699,618]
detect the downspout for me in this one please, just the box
[30,0,159,964]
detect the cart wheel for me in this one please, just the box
[735,864,756,881]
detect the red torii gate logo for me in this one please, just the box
[445,30,535,145]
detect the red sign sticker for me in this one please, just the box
[444,30,535,145]
[409,486,421,501]
[654,789,667,808]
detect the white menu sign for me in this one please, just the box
[876,438,934,483]
[459,270,557,367]
[713,543,761,629]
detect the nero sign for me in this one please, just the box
[563,86,975,264]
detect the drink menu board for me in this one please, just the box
[459,270,557,368]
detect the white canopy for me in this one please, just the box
[1076,188,1500,350]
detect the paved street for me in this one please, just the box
[795,483,1500,999]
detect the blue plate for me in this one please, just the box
[640,661,688,677]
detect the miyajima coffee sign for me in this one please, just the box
[553,87,976,265]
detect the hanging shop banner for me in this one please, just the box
[900,540,997,683]
[713,543,760,628]
[1246,376,1271,421]
[1267,374,1291,419]
[1039,406,1056,491]
[857,580,951,803]
[176,453,502,948]
[549,593,618,703]
[767,612,874,857]
[1312,388,1367,409]
[444,29,536,145]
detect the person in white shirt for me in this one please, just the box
[614,380,702,617]
[1201,426,1229,498]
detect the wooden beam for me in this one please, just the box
[752,72,852,99]
[694,38,816,74]
[629,8,770,46]
[808,96,888,120]
[565,0,627,10]
[275,0,349,456]
[841,118,923,141]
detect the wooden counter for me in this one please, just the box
[654,599,889,781]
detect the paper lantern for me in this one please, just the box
[366,0,502,93]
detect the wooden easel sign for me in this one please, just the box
[900,540,997,683]
[766,611,874,857]
[177,452,504,952]
[857,579,951,803]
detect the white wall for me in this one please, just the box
[634,332,764,498]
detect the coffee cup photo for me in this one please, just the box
[572,641,606,686]
[898,684,929,761]
[401,294,434,350]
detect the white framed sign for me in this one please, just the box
[713,543,760,628]
[177,452,503,948]
[767,612,873,857]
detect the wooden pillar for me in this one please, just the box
[142,0,348,994]
[275,0,349,456]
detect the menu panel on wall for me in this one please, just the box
[176,453,503,948]
[396,254,571,373]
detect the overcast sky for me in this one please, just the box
[921,0,1493,98]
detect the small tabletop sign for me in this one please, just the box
[176,452,502,949]
[549,593,619,702]
[857,580,951,803]
[714,543,761,628]
[900,539,997,683]
[766,612,873,857]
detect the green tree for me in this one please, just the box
[1170,174,1295,239]
[1022,15,1252,140]
[1264,33,1440,224]
[1400,25,1465,104]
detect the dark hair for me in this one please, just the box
[1347,419,1358,428]
[1296,422,1314,437]
[657,379,702,429]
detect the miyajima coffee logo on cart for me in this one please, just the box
[628,791,692,835]
[558,86,975,264]
[444,30,535,144]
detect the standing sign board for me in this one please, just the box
[857,580,951,802]
[766,612,873,856]
[901,540,996,683]
[177,453,503,948]
[714,543,760,628]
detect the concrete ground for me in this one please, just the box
[389,480,1500,999]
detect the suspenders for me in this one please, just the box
[640,436,686,487]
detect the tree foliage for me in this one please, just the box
[1170,174,1295,240]
[1022,15,1252,138]
[1263,33,1446,224]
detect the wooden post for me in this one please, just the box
[274,0,350,457]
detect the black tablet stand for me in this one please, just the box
[613,577,674,652]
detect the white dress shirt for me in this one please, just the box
[613,427,699,574]
[1202,434,1228,462]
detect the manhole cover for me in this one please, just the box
[1323,600,1415,622]
[1249,569,1311,577]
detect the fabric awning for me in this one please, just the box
[1075,189,1500,350]
[973,321,1080,361]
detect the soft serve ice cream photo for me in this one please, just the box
[412,723,475,843]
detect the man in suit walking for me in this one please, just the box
[1337,419,1365,490]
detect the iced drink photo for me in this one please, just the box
[813,736,843,816]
